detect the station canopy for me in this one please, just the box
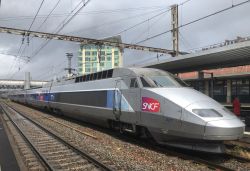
[144,40,250,73]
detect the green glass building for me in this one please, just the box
[78,36,123,74]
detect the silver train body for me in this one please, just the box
[9,68,245,153]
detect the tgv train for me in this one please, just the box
[8,68,245,153]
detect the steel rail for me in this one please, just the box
[2,102,113,171]
[6,101,249,171]
[9,102,98,139]
[93,126,243,171]
[0,104,53,171]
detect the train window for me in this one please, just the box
[86,74,90,81]
[90,74,94,80]
[93,73,97,80]
[140,77,152,87]
[135,81,138,88]
[148,75,184,87]
[130,78,139,88]
[97,72,102,79]
[102,70,107,78]
[107,69,113,78]
[82,75,86,82]
[75,77,80,83]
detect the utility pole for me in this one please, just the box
[171,4,179,57]
[65,53,75,77]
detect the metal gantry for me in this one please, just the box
[0,26,175,55]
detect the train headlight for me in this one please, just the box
[192,109,223,117]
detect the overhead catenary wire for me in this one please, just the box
[13,0,63,70]
[115,8,171,36]
[0,6,166,22]
[178,31,193,51]
[8,0,45,78]
[136,0,250,45]
[130,10,169,44]
[27,0,45,32]
[9,0,92,79]
[36,0,62,31]
[112,0,192,37]
[30,0,92,59]
[12,0,62,70]
[69,8,166,36]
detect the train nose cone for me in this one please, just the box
[204,119,245,140]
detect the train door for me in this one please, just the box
[113,79,122,120]
[127,77,141,123]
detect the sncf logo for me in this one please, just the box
[142,97,160,112]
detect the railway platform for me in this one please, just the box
[0,113,19,171]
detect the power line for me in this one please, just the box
[69,8,166,36]
[9,0,45,79]
[27,0,45,31]
[115,8,171,36]
[36,0,62,31]
[113,0,192,37]
[8,0,44,78]
[0,6,165,22]
[8,0,92,79]
[55,0,92,34]
[13,0,62,69]
[130,11,168,44]
[30,0,92,59]
[136,0,250,44]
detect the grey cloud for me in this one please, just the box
[0,0,249,80]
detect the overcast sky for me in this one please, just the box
[0,0,249,80]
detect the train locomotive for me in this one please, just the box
[8,67,245,153]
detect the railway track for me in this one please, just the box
[3,101,250,171]
[83,121,250,171]
[0,102,113,171]
[122,137,250,171]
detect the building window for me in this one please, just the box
[212,80,227,102]
[238,79,249,95]
[85,51,90,56]
[100,62,104,66]
[231,79,250,103]
[114,51,119,55]
[107,56,111,61]
[101,57,105,61]
[213,80,226,95]
[85,45,91,49]
[92,51,97,56]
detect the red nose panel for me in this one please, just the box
[142,97,160,112]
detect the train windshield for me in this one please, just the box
[140,72,187,88]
